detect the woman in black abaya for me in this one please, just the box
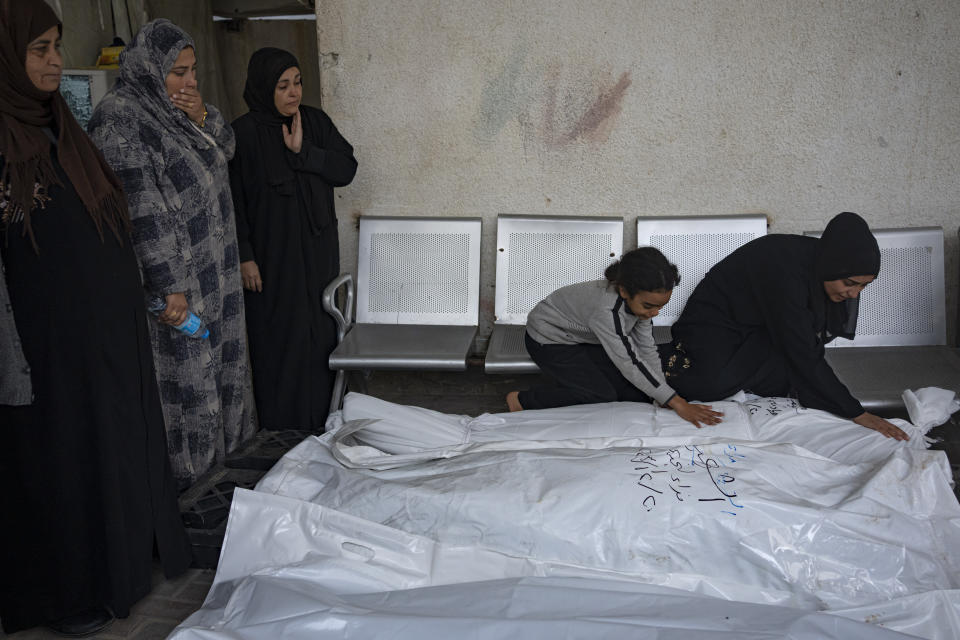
[663,212,909,441]
[0,0,190,635]
[230,48,357,430]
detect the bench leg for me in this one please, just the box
[328,369,347,419]
[326,370,371,427]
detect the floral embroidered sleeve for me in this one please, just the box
[0,152,51,227]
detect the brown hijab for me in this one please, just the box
[0,0,128,250]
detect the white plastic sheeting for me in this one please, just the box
[904,387,960,431]
[257,431,960,609]
[171,392,960,639]
[171,489,955,640]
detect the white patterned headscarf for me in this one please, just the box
[113,19,206,148]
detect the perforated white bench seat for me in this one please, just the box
[636,214,768,327]
[324,216,482,410]
[484,215,624,374]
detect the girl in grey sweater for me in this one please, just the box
[507,247,723,428]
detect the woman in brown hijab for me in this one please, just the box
[0,0,190,635]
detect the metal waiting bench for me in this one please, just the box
[805,226,960,417]
[484,215,624,373]
[636,214,769,343]
[323,216,482,412]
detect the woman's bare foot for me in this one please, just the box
[506,391,523,412]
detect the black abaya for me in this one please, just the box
[665,234,865,419]
[230,105,357,430]
[0,151,191,632]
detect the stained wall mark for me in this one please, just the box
[475,55,633,148]
[559,71,632,144]
[476,46,528,140]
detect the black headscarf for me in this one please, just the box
[240,48,300,187]
[243,47,299,124]
[816,211,881,281]
[814,211,881,342]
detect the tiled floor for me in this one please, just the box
[2,366,956,638]
[0,564,214,639]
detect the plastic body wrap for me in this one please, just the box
[171,392,960,639]
[171,489,955,640]
[333,392,941,465]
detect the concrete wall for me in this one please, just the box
[316,0,960,348]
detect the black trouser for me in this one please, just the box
[517,333,653,410]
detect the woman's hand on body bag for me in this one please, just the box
[853,412,910,441]
[241,261,263,292]
[159,292,189,326]
[667,396,724,428]
[170,87,206,126]
[282,109,303,154]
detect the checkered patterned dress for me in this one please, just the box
[89,20,257,485]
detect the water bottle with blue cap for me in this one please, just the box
[147,296,209,339]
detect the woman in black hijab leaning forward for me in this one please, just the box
[0,0,190,635]
[230,47,357,430]
[661,212,909,441]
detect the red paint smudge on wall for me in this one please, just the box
[562,71,632,144]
